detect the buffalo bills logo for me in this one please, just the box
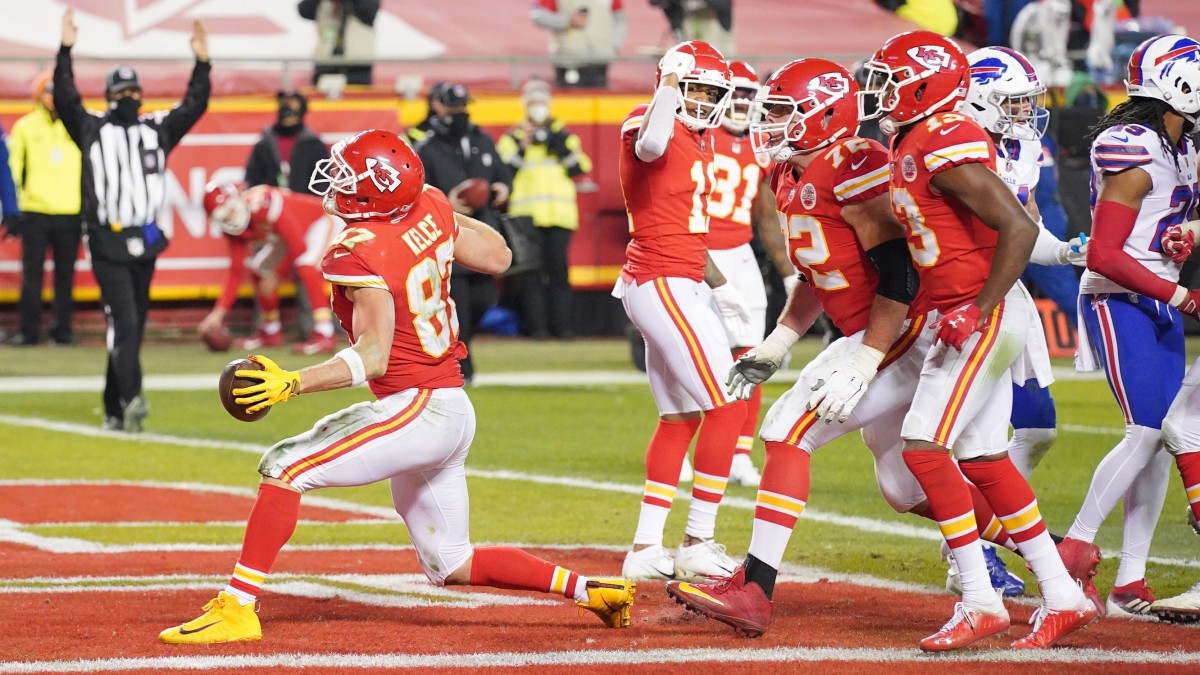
[901,155,918,181]
[800,183,817,210]
[909,45,952,70]
[809,73,849,97]
[1154,38,1200,66]
[969,58,1006,85]
[365,158,401,192]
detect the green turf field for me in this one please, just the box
[2,337,1197,597]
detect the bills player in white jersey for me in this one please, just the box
[1056,35,1200,620]
[703,60,792,488]
[955,46,1089,597]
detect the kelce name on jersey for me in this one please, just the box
[401,214,445,255]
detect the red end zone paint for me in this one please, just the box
[3,483,1198,670]
[0,484,380,524]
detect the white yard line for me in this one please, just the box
[0,415,1188,570]
[2,644,1198,672]
[0,365,1103,393]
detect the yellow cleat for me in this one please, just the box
[159,591,262,644]
[576,578,635,628]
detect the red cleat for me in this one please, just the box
[236,330,284,351]
[1056,537,1105,616]
[665,566,772,637]
[293,333,338,355]
[1012,600,1099,649]
[1057,537,1101,581]
[1106,578,1156,618]
[919,602,1010,652]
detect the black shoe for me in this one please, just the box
[8,334,38,346]
[50,334,75,346]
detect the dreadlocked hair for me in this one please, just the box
[1089,96,1183,170]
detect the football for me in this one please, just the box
[201,324,232,352]
[218,358,270,422]
[455,177,491,211]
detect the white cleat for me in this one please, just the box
[1150,580,1200,624]
[622,544,676,580]
[674,539,737,580]
[728,454,761,487]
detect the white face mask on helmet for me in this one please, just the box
[962,46,1049,141]
[527,102,550,125]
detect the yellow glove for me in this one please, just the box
[233,354,300,414]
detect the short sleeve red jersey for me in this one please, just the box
[889,112,998,312]
[706,126,771,250]
[773,136,892,336]
[245,185,335,262]
[320,186,467,398]
[619,103,715,282]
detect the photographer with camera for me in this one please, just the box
[496,79,592,339]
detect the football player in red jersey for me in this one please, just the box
[199,183,343,354]
[160,130,634,645]
[666,57,1022,638]
[704,59,789,488]
[861,31,1096,650]
[615,40,751,582]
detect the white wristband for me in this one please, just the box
[336,347,367,387]
[845,344,887,383]
[759,323,801,360]
[1170,285,1189,308]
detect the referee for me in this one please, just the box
[53,9,211,432]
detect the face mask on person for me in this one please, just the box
[109,96,141,124]
[441,111,470,136]
[527,102,549,125]
[275,107,303,136]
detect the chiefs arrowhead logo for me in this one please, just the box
[909,45,953,70]
[810,73,849,97]
[365,158,402,193]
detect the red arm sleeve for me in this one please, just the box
[1087,200,1178,303]
[215,237,248,312]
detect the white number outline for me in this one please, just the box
[892,187,940,267]
[786,214,849,290]
[707,153,761,226]
[404,240,457,357]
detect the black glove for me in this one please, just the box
[1,213,23,239]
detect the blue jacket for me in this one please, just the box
[0,125,20,219]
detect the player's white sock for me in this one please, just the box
[1115,450,1172,586]
[1007,427,1057,478]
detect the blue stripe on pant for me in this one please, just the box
[1080,292,1185,428]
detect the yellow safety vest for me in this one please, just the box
[8,107,82,216]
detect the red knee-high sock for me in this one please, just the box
[967,482,1018,551]
[469,546,586,600]
[227,483,302,599]
[902,450,978,549]
[641,417,701,508]
[1177,453,1200,525]
[754,441,812,529]
[692,400,747,503]
[734,347,760,456]
[959,457,1047,545]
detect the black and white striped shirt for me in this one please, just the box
[54,46,210,262]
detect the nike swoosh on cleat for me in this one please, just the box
[677,583,724,605]
[178,621,222,635]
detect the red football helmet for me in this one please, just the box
[859,30,969,128]
[202,182,251,236]
[750,59,860,160]
[657,40,733,129]
[723,60,761,133]
[310,129,425,221]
